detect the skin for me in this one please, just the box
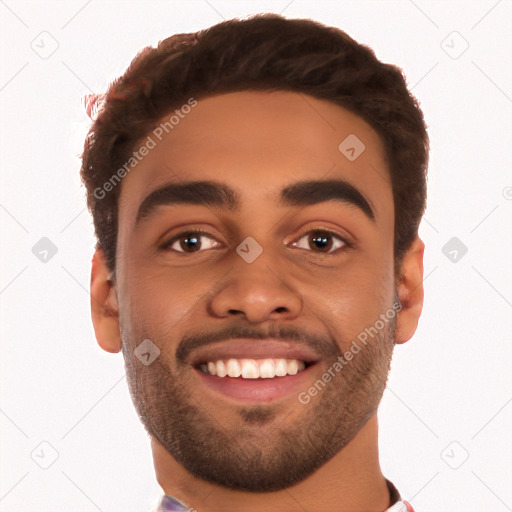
[90,90,424,512]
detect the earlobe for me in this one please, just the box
[90,249,122,353]
[395,236,425,345]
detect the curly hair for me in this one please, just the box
[80,13,428,276]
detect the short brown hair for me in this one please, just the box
[80,13,428,275]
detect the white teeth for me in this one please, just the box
[201,358,307,378]
[207,362,216,375]
[216,360,227,377]
[226,358,242,378]
[259,359,275,378]
[274,359,288,377]
[287,359,299,375]
[241,360,259,379]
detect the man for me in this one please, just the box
[81,13,427,512]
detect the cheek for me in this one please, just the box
[116,228,215,333]
[311,247,394,345]
[122,264,215,335]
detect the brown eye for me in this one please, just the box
[162,231,219,253]
[291,229,347,254]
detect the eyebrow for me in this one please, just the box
[135,179,375,226]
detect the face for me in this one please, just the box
[114,90,398,491]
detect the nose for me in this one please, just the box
[208,251,303,324]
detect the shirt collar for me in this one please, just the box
[152,479,415,511]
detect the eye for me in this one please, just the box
[160,228,350,255]
[161,230,220,254]
[291,229,349,254]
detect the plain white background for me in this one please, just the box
[1,1,511,511]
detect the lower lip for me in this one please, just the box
[194,365,317,403]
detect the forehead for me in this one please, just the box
[117,90,392,224]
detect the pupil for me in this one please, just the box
[181,234,200,251]
[310,232,331,252]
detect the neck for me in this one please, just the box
[151,414,391,512]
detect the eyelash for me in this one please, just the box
[160,228,351,256]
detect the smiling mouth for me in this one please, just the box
[197,358,315,379]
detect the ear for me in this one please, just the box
[395,236,425,344]
[90,248,122,353]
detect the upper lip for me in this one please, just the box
[190,339,322,366]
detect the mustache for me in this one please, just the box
[175,323,340,365]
